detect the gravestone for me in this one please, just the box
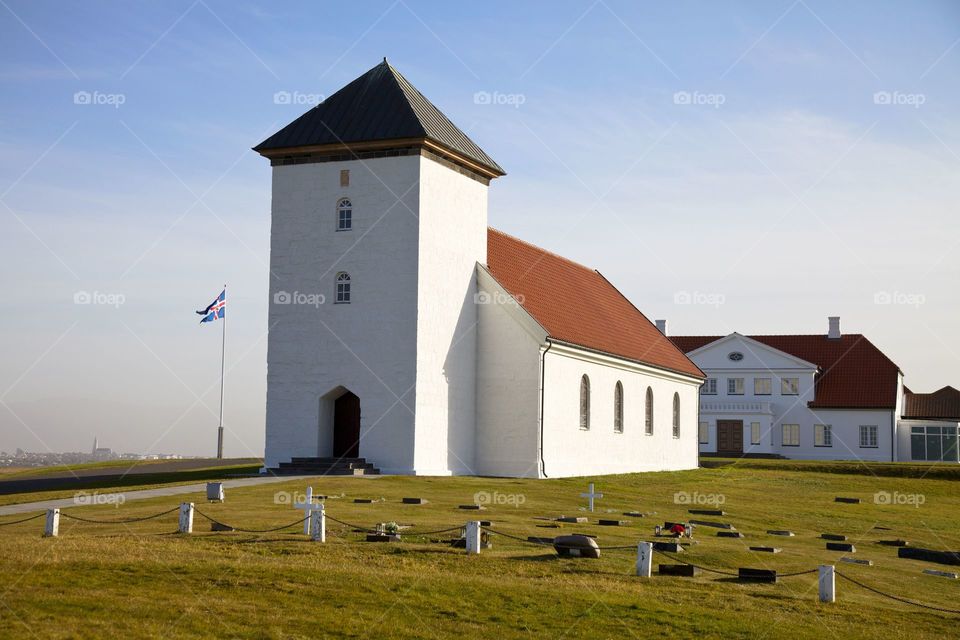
[458,505,484,510]
[623,511,645,518]
[402,497,427,505]
[840,557,873,566]
[556,516,588,523]
[206,482,225,502]
[210,521,234,532]
[659,564,698,577]
[689,509,725,516]
[749,546,781,553]
[652,541,684,552]
[690,520,735,530]
[898,547,960,566]
[826,542,855,552]
[717,531,744,538]
[598,519,627,526]
[293,487,324,535]
[554,534,600,559]
[878,539,909,547]
[923,569,958,579]
[739,568,777,583]
[821,533,847,541]
[767,530,795,537]
[579,483,603,512]
[353,498,374,504]
[835,497,860,504]
[366,533,401,542]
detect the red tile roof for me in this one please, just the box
[903,386,960,420]
[669,334,901,409]
[485,228,703,379]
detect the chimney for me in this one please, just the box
[828,316,841,340]
[655,319,668,336]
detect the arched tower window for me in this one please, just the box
[672,392,681,438]
[645,387,654,435]
[579,375,590,430]
[613,382,624,433]
[336,272,351,303]
[337,198,352,231]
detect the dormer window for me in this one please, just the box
[337,198,352,231]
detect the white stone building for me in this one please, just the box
[254,60,704,477]
[666,317,959,463]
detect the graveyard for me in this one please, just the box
[1,460,959,638]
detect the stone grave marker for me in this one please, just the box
[554,534,600,559]
[739,568,777,583]
[898,547,960,566]
[688,509,725,516]
[353,498,374,504]
[923,569,958,579]
[458,504,484,510]
[690,519,735,530]
[750,546,781,553]
[821,533,847,541]
[717,531,744,538]
[767,530,795,537]
[556,516,588,523]
[402,497,427,505]
[878,539,909,547]
[659,564,698,577]
[652,541,684,552]
[580,483,603,512]
[840,557,873,566]
[835,497,860,504]
[598,519,627,526]
[826,542,855,552]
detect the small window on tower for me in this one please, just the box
[335,272,351,304]
[337,198,352,231]
[340,169,350,187]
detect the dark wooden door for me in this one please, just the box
[333,392,360,458]
[717,420,743,455]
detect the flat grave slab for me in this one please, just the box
[659,564,699,577]
[898,547,960,566]
[458,505,484,510]
[688,509,725,516]
[690,519,735,530]
[651,541,684,552]
[767,530,795,537]
[353,498,374,504]
[835,497,861,504]
[598,519,627,526]
[366,533,401,543]
[821,533,847,541]
[402,498,428,505]
[826,542,856,552]
[623,511,645,518]
[478,520,493,527]
[750,546,781,553]
[556,516,588,524]
[878,539,909,547]
[739,568,777,583]
[923,569,958,579]
[841,557,873,566]
[717,531,745,538]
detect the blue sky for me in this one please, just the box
[1,1,958,457]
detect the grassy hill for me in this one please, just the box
[1,461,958,638]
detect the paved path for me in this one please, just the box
[0,474,319,516]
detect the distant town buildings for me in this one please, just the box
[0,443,189,468]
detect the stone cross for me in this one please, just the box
[580,483,603,512]
[294,486,323,535]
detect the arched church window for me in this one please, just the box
[672,392,681,438]
[645,387,654,435]
[613,381,624,433]
[337,198,352,231]
[579,375,590,430]
[336,272,351,303]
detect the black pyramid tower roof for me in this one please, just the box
[254,59,504,176]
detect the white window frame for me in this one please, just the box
[727,378,744,395]
[754,378,772,395]
[782,424,800,447]
[336,198,352,231]
[698,421,709,444]
[815,424,832,447]
[701,378,717,395]
[859,425,878,448]
[335,272,351,304]
[781,377,799,395]
[750,422,761,445]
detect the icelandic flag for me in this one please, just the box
[197,289,225,323]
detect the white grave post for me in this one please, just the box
[206,482,225,502]
[178,502,194,534]
[819,564,835,603]
[294,486,322,535]
[465,521,482,555]
[310,504,326,543]
[44,508,60,537]
[580,483,603,512]
[637,541,653,577]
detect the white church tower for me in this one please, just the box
[255,60,504,475]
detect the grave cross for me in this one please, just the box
[294,486,324,535]
[580,483,603,512]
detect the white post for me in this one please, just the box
[466,521,482,555]
[311,504,326,542]
[637,541,653,577]
[178,502,194,534]
[44,508,60,537]
[819,564,835,603]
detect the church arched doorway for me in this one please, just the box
[332,391,361,458]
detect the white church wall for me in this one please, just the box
[263,156,423,472]
[791,408,894,462]
[541,343,701,477]
[411,157,489,475]
[474,267,547,478]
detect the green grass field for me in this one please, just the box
[1,461,958,639]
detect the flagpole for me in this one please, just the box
[217,284,226,459]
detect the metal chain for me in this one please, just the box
[193,509,308,534]
[0,512,45,526]
[836,571,960,614]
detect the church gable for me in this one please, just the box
[684,333,819,371]
[485,228,702,379]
